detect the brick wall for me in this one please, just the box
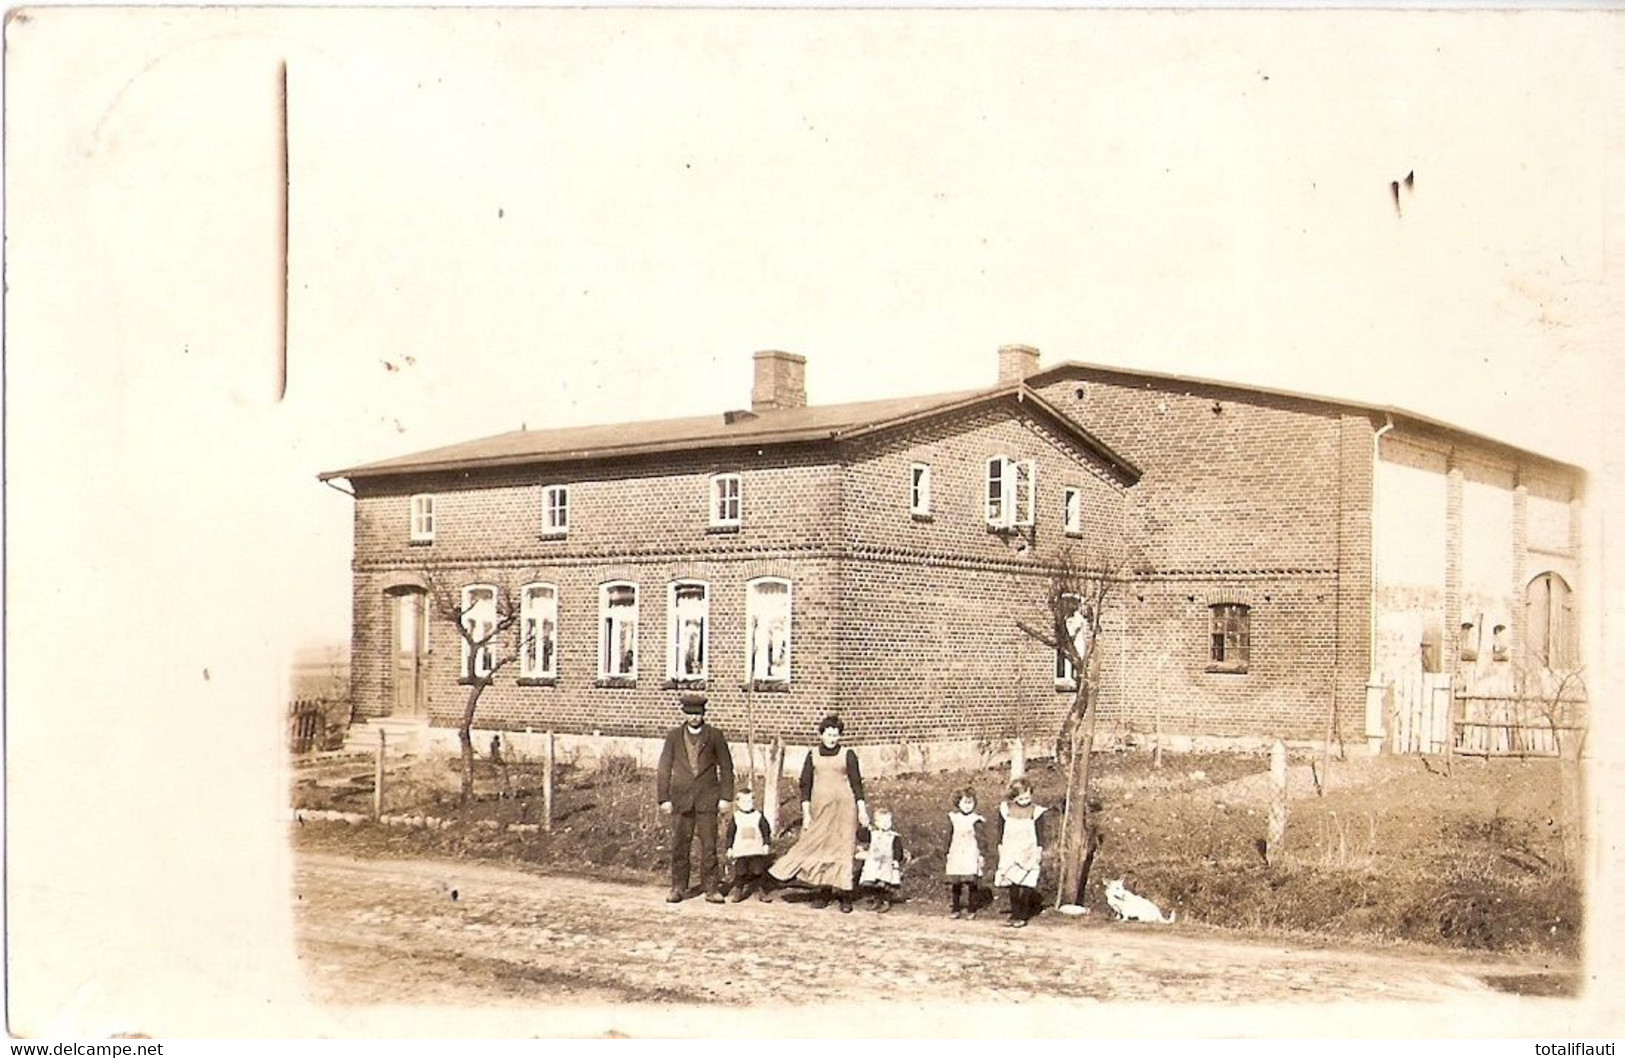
[828,401,1131,746]
[1033,372,1343,572]
[1031,369,1364,740]
[343,366,1581,750]
[842,399,1127,560]
[1107,577,1341,738]
[351,555,844,740]
[352,445,844,568]
[346,398,1129,747]
[1372,425,1583,681]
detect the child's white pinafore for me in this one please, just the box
[729,809,769,858]
[944,811,984,881]
[994,802,1046,888]
[859,829,902,886]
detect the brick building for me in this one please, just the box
[320,347,1585,766]
[321,349,1140,765]
[1020,360,1584,755]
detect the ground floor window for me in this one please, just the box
[600,582,639,678]
[1209,603,1250,672]
[746,578,792,682]
[669,581,710,680]
[460,584,498,679]
[520,583,558,679]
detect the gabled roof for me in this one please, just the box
[320,382,1143,484]
[1027,359,1585,476]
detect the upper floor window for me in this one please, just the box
[668,581,710,681]
[985,456,1035,528]
[1209,603,1250,672]
[599,582,639,678]
[519,583,559,679]
[542,485,569,536]
[1063,487,1083,536]
[910,463,932,517]
[460,584,499,680]
[746,577,792,683]
[710,474,742,529]
[410,494,436,543]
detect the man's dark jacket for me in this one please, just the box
[656,723,735,813]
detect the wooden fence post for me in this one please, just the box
[762,737,785,831]
[1444,688,1458,777]
[542,730,555,833]
[374,727,386,821]
[1009,735,1027,782]
[1265,739,1288,866]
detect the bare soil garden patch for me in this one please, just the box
[292,746,1583,961]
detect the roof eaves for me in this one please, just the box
[831,384,1015,441]
[1028,359,1582,475]
[1017,386,1144,483]
[318,422,852,482]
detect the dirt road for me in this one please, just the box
[294,851,1567,1016]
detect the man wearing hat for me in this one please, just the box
[656,693,735,903]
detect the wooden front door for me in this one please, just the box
[392,589,428,717]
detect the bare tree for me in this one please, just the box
[1518,663,1589,875]
[422,570,527,804]
[1016,544,1122,909]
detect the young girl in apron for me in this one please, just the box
[943,788,987,919]
[994,778,1049,928]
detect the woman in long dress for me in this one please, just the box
[768,715,868,913]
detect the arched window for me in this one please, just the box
[599,582,639,678]
[460,584,499,679]
[745,578,792,683]
[519,583,559,679]
[1527,572,1576,670]
[668,581,710,681]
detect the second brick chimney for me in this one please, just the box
[998,344,1041,385]
[751,350,807,412]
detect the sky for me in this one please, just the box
[5,7,1621,1035]
[24,9,1618,649]
[294,10,1609,645]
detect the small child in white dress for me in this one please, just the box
[856,807,906,912]
[994,778,1050,928]
[943,788,987,919]
[724,787,775,902]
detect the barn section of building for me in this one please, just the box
[320,347,1586,768]
[1021,355,1586,756]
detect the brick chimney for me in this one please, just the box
[751,350,807,412]
[998,344,1041,384]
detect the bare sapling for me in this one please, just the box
[1015,544,1121,909]
[424,570,528,805]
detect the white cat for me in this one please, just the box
[1104,878,1176,923]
